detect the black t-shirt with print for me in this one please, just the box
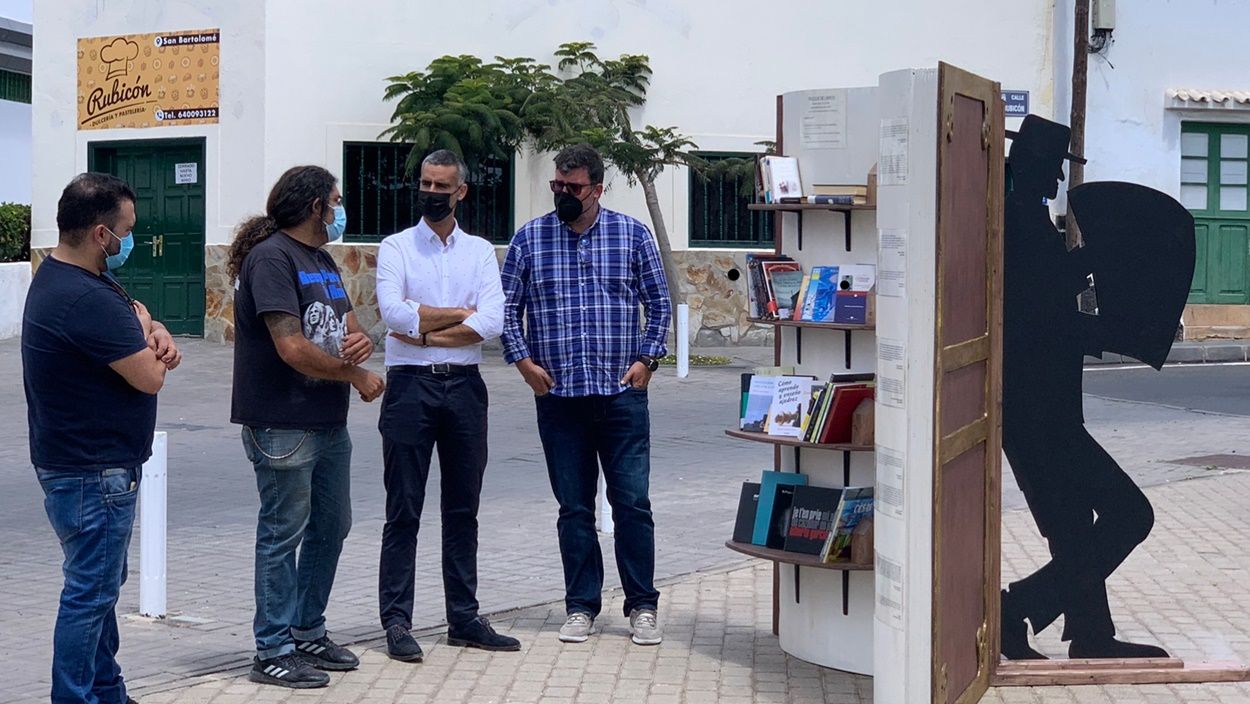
[231,232,353,429]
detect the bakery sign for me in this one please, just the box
[77,28,220,130]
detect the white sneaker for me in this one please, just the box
[629,608,662,645]
[559,612,595,643]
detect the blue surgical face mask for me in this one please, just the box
[325,204,346,242]
[103,227,134,271]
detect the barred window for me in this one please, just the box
[342,142,514,244]
[0,69,31,104]
[689,151,773,248]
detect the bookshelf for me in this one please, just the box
[724,87,882,676]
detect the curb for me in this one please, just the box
[1084,342,1250,367]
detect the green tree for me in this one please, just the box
[383,42,712,320]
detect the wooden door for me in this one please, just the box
[1183,123,1250,305]
[90,139,206,335]
[931,62,1004,704]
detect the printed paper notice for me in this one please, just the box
[878,337,906,409]
[875,552,905,630]
[879,118,909,185]
[800,89,847,149]
[876,446,905,520]
[175,163,198,184]
[878,228,907,298]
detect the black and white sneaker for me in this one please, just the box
[294,634,360,671]
[249,654,329,688]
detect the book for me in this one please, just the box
[760,260,801,318]
[754,471,808,546]
[769,269,805,319]
[812,184,869,197]
[821,487,874,563]
[732,482,762,544]
[741,375,779,432]
[818,385,875,445]
[791,271,813,321]
[782,486,842,554]
[800,266,840,322]
[797,383,827,439]
[740,367,794,425]
[765,483,800,549]
[745,254,793,318]
[832,264,876,325]
[802,382,835,443]
[762,156,802,203]
[767,376,815,438]
[806,195,867,205]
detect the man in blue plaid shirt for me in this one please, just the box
[501,143,672,646]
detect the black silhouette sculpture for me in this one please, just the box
[999,115,1196,660]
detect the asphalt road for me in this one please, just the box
[1084,361,1250,417]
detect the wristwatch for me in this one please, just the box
[637,354,659,372]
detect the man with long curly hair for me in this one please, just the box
[229,165,384,689]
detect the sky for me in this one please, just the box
[0,0,31,23]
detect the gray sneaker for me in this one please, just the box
[629,608,662,645]
[558,612,595,643]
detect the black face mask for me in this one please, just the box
[417,190,454,222]
[555,192,585,223]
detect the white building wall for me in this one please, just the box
[1061,0,1250,197]
[0,98,31,203]
[31,0,266,248]
[260,0,1055,249]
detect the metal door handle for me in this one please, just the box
[151,234,164,257]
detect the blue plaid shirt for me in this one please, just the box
[501,207,672,397]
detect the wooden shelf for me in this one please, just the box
[748,203,876,212]
[748,318,874,332]
[725,540,872,571]
[725,429,871,452]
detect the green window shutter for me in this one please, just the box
[688,151,774,249]
[342,142,515,244]
[0,69,32,104]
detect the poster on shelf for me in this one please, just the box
[879,117,909,185]
[878,228,907,298]
[800,89,848,149]
[876,445,905,520]
[877,337,906,409]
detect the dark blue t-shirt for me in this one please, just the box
[23,256,157,471]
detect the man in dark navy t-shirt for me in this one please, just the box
[23,173,181,704]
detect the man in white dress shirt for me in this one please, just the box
[374,149,519,661]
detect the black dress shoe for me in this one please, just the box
[294,634,359,671]
[1000,590,1047,660]
[386,624,425,662]
[1069,637,1170,659]
[447,616,521,652]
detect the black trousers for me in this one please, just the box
[1002,420,1155,643]
[378,366,488,630]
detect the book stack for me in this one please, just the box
[777,184,870,206]
[729,471,875,563]
[802,377,875,445]
[793,264,876,324]
[745,254,805,320]
[740,370,874,445]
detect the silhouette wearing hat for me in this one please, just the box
[999,114,1174,661]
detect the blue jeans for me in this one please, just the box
[535,389,659,618]
[243,426,353,659]
[37,466,141,704]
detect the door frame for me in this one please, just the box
[87,136,208,336]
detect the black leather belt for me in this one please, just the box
[391,363,479,376]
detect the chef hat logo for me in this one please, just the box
[100,38,140,80]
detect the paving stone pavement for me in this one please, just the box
[135,471,1250,704]
[6,337,1250,703]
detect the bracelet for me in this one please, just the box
[420,333,429,347]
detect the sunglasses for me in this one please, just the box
[549,179,597,197]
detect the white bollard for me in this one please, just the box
[596,473,614,536]
[139,431,167,618]
[676,304,690,379]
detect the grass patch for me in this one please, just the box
[658,354,731,366]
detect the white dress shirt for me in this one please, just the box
[376,219,505,366]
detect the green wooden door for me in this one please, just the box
[90,140,206,335]
[1182,123,1250,304]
